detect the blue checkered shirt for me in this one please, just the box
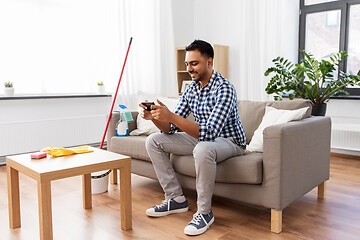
[169,71,246,148]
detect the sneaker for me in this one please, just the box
[146,198,188,217]
[184,210,214,236]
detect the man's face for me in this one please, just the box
[185,50,212,82]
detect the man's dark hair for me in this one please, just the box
[185,40,214,59]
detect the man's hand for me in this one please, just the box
[139,99,172,133]
[139,99,199,137]
[151,99,173,122]
[139,102,154,120]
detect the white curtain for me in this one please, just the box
[0,0,122,95]
[0,0,178,107]
[114,0,178,109]
[237,0,299,101]
[193,0,299,101]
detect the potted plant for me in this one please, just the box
[264,50,360,116]
[97,81,105,94]
[4,81,15,97]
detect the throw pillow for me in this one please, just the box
[129,97,179,136]
[247,106,309,152]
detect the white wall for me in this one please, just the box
[172,0,194,47]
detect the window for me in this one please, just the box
[348,4,360,75]
[305,0,339,5]
[0,0,120,95]
[299,0,360,96]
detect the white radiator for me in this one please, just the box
[331,124,360,152]
[0,115,108,160]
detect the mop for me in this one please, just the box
[100,37,133,150]
[89,37,133,183]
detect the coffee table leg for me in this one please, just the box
[7,165,21,229]
[38,180,53,240]
[110,169,118,184]
[82,174,92,209]
[120,164,132,230]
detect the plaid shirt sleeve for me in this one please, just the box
[198,84,236,142]
[168,91,191,134]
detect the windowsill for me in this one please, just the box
[282,94,360,100]
[0,93,112,100]
[330,95,360,100]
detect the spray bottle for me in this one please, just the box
[115,105,133,137]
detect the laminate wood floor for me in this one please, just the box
[0,155,359,240]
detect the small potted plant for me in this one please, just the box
[4,81,15,97]
[264,50,360,116]
[97,81,105,94]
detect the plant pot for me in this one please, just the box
[4,87,15,97]
[97,85,105,94]
[311,103,327,116]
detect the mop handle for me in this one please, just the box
[100,37,133,149]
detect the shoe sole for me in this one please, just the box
[184,217,215,236]
[146,207,189,217]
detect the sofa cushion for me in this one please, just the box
[110,135,263,184]
[130,114,160,136]
[237,100,267,144]
[247,106,309,152]
[171,152,263,184]
[266,99,312,118]
[109,136,151,162]
[237,99,313,144]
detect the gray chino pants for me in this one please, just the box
[145,132,245,214]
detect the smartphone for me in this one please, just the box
[141,102,155,111]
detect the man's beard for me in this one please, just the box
[189,71,200,81]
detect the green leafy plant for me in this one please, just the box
[265,50,360,104]
[4,81,13,88]
[97,81,104,86]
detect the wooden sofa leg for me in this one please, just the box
[110,169,118,184]
[271,209,282,233]
[318,181,326,199]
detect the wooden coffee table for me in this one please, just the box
[6,147,131,240]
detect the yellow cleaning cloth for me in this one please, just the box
[41,145,94,157]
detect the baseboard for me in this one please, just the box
[331,148,360,157]
[0,156,5,166]
[331,152,360,160]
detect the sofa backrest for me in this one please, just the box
[238,99,313,144]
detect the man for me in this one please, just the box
[140,40,246,236]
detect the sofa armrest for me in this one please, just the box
[262,116,331,210]
[129,111,139,132]
[106,111,139,149]
[106,112,120,150]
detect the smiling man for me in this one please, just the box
[140,39,246,236]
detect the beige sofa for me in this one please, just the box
[107,99,331,233]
